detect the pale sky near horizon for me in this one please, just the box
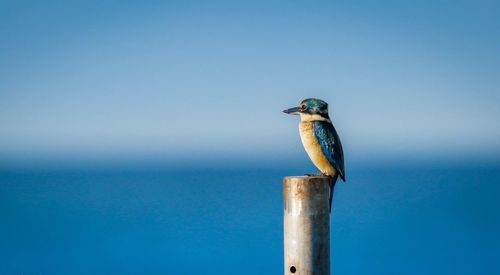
[1,0,499,162]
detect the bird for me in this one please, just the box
[283,98,345,211]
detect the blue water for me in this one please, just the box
[1,162,499,274]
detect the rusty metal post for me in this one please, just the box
[283,176,331,275]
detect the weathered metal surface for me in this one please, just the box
[283,176,332,275]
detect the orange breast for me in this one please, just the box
[299,122,336,176]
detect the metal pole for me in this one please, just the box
[283,176,331,275]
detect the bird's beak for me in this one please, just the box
[283,106,301,115]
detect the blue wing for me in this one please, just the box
[313,121,345,182]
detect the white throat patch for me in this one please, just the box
[299,113,331,122]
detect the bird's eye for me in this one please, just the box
[300,105,306,111]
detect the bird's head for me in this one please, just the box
[283,98,330,121]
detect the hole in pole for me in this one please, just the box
[290,266,296,273]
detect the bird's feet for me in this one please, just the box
[304,172,330,177]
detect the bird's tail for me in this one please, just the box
[329,174,338,213]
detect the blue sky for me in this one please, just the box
[1,0,499,163]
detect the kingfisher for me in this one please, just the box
[283,98,345,211]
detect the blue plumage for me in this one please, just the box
[313,121,345,182]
